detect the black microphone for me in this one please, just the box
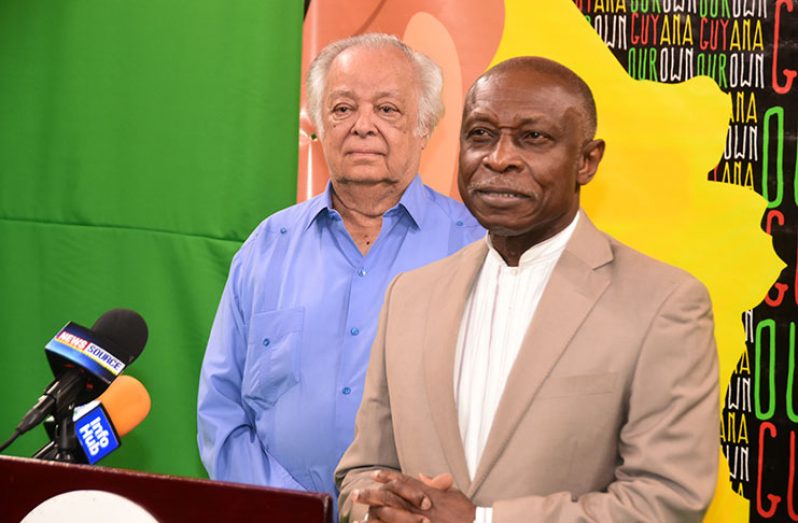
[14,309,148,437]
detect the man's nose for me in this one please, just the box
[483,134,521,173]
[350,107,378,137]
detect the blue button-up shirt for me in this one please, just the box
[197,175,483,506]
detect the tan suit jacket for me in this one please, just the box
[336,213,719,522]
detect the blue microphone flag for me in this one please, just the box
[74,401,120,464]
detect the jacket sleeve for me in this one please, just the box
[492,276,720,522]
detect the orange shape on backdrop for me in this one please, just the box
[402,13,462,197]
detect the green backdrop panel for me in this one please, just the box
[0,0,301,241]
[0,220,241,476]
[0,0,303,478]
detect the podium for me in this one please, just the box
[0,455,333,522]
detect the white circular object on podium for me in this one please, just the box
[21,490,158,522]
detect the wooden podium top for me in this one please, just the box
[0,455,333,522]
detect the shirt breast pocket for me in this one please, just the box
[242,308,304,410]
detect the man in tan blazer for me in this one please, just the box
[335,57,719,522]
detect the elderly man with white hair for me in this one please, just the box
[197,33,482,507]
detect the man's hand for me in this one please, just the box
[417,472,454,491]
[351,469,476,523]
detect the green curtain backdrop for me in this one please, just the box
[0,1,302,478]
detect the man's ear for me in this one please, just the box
[419,130,430,150]
[576,139,605,186]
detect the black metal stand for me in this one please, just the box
[31,404,80,463]
[52,409,79,462]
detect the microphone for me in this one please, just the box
[33,375,151,464]
[15,309,148,437]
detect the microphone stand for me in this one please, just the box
[32,401,80,463]
[52,407,80,462]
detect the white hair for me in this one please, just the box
[306,33,444,138]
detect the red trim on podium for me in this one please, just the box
[0,455,332,522]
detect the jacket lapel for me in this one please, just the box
[467,214,614,496]
[423,241,488,493]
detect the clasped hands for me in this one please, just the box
[350,469,477,523]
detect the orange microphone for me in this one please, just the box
[32,375,151,463]
[93,375,151,437]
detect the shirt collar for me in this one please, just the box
[393,174,426,229]
[302,184,335,230]
[485,212,580,268]
[304,174,427,230]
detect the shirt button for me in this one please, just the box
[342,387,352,395]
[262,338,270,347]
[280,227,287,234]
[456,220,464,227]
[350,327,360,336]
[358,268,367,277]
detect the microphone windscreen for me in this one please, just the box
[91,309,148,365]
[98,375,151,437]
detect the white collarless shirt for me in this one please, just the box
[454,214,579,522]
